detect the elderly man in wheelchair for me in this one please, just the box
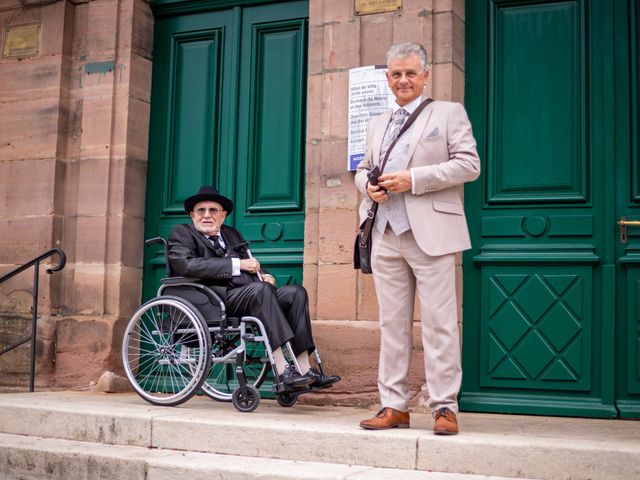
[122,185,339,412]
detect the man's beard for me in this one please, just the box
[194,222,219,235]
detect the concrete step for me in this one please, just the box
[0,391,639,480]
[0,432,522,480]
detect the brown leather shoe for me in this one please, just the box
[433,407,458,435]
[359,407,410,430]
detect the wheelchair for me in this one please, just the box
[121,237,330,412]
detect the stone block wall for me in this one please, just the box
[0,0,153,390]
[303,0,467,407]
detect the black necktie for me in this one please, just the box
[209,235,225,254]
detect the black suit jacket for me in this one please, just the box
[168,223,260,302]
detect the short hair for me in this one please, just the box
[386,42,428,71]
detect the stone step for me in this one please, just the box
[0,432,523,480]
[0,391,639,480]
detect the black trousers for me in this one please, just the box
[225,282,315,356]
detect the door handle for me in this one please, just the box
[618,217,640,244]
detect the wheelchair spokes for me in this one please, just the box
[122,297,211,406]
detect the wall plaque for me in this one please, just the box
[355,0,402,16]
[3,23,40,58]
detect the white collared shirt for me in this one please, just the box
[393,95,422,116]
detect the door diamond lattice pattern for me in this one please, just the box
[481,268,591,391]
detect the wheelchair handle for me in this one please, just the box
[145,236,172,276]
[228,241,249,253]
[228,241,263,281]
[145,236,167,248]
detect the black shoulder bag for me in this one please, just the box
[353,98,433,274]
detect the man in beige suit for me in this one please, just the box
[356,42,480,434]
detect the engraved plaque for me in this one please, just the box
[3,24,40,58]
[355,0,402,16]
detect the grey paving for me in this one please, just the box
[0,391,638,480]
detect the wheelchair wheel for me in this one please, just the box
[199,319,270,401]
[231,385,261,413]
[122,296,211,406]
[276,392,298,408]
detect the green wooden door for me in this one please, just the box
[462,0,640,418]
[143,0,308,302]
[614,0,640,419]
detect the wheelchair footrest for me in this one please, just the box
[272,381,333,395]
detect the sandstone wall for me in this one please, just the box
[0,0,153,390]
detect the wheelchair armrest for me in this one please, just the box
[158,278,226,315]
[160,277,203,285]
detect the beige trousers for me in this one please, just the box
[371,227,462,413]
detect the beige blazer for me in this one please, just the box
[355,99,481,257]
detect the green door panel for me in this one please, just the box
[143,1,308,301]
[234,2,308,286]
[462,0,635,417]
[480,266,592,391]
[490,2,585,203]
[143,9,235,300]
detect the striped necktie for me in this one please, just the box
[380,108,409,159]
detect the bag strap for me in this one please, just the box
[360,98,434,245]
[378,97,433,173]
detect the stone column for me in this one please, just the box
[0,1,79,388]
[0,0,153,389]
[55,0,154,387]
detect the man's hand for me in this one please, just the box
[367,182,389,203]
[240,258,261,274]
[261,273,275,286]
[378,170,412,193]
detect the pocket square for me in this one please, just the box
[426,127,440,137]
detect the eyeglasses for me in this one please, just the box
[194,207,224,216]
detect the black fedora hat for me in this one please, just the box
[184,185,233,214]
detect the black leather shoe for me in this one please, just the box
[306,367,341,387]
[280,366,314,389]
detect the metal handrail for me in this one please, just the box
[0,247,66,391]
